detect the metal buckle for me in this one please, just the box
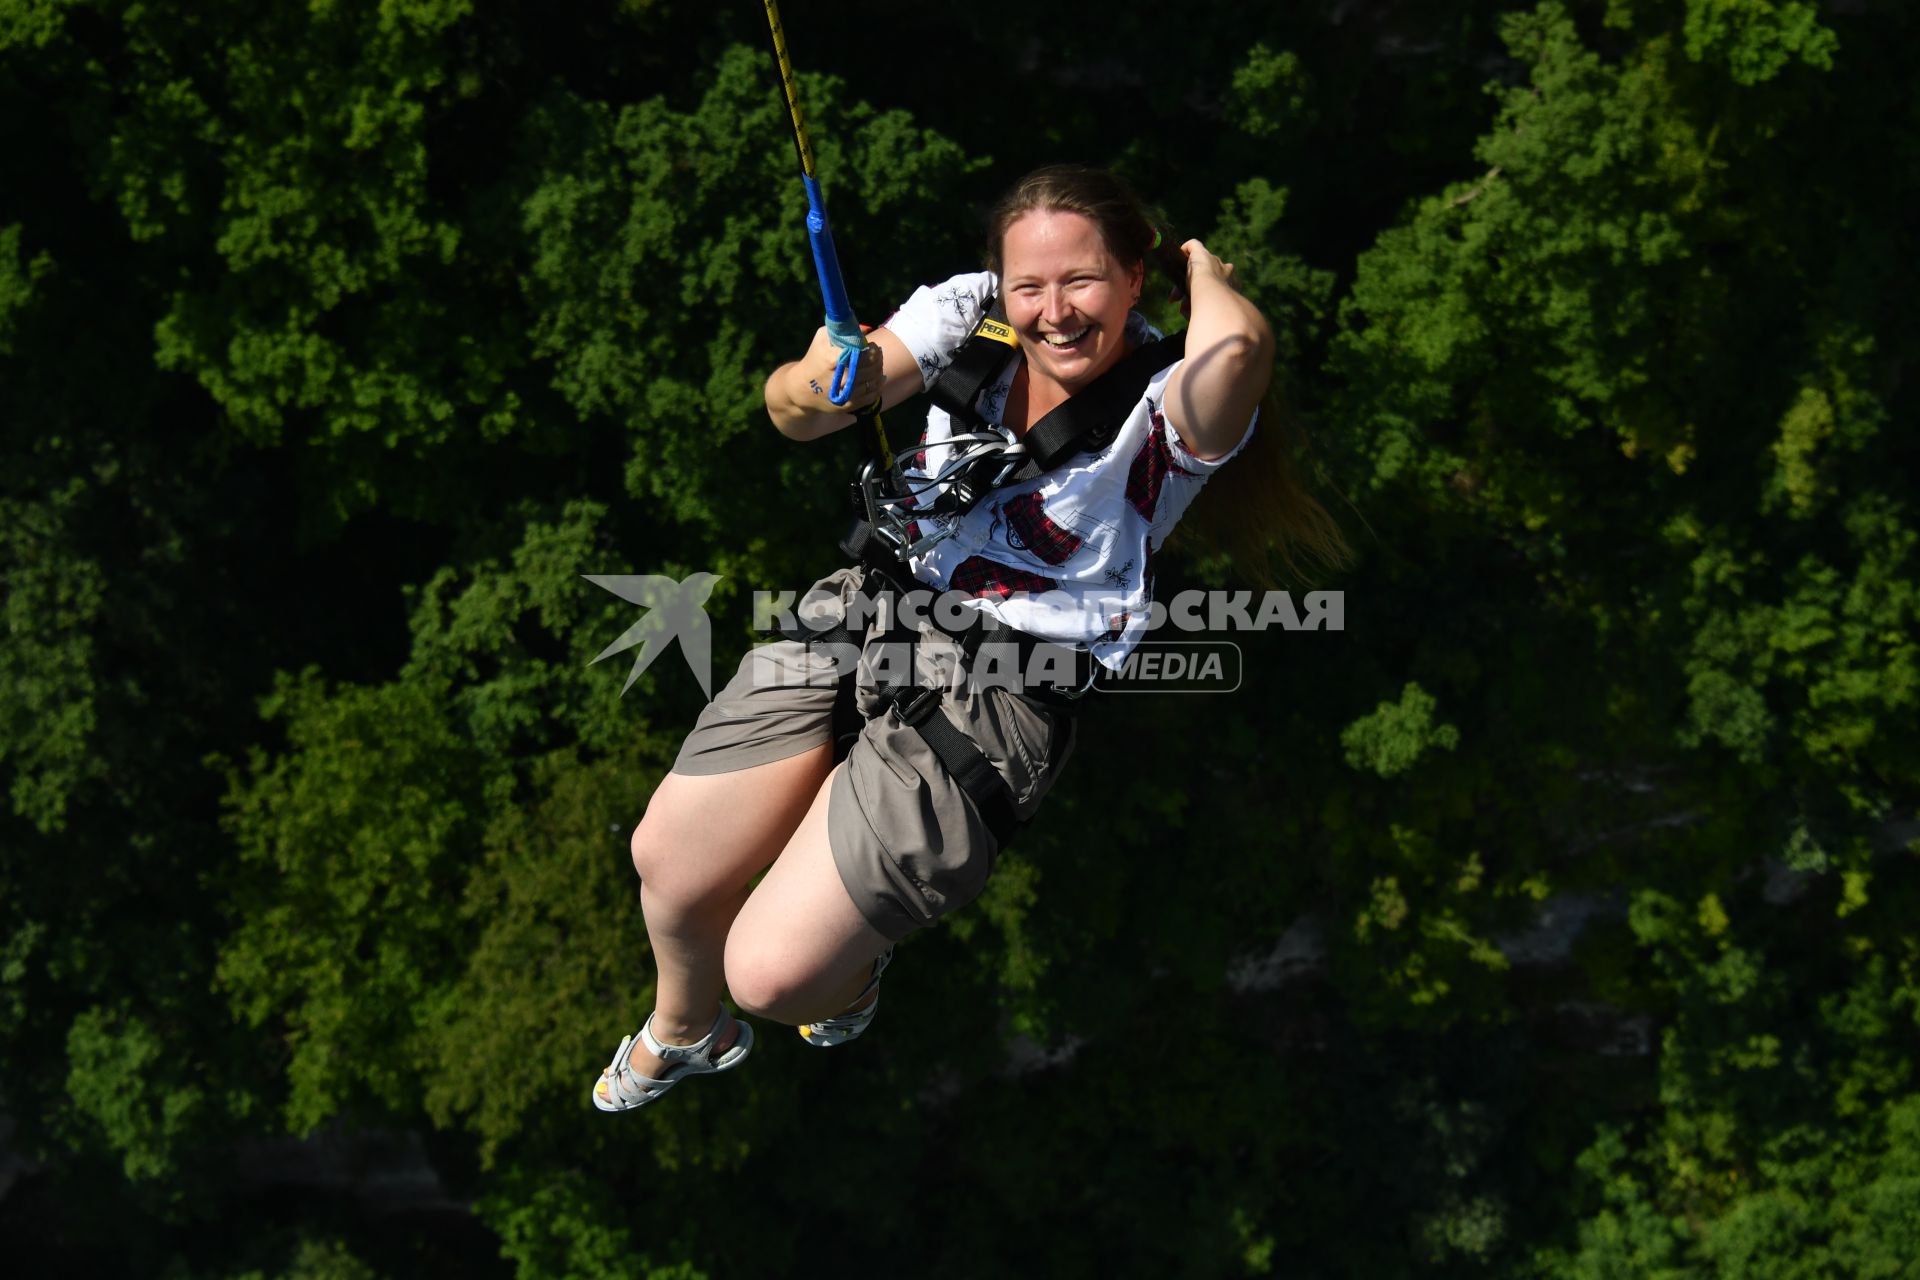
[1057,653,1099,700]
[891,685,941,726]
[1025,642,1096,701]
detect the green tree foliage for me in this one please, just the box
[511,43,983,567]
[3,1,1917,1276]
[476,1169,707,1280]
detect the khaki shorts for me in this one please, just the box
[672,566,1078,942]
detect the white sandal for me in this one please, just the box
[798,946,895,1048]
[591,1008,753,1112]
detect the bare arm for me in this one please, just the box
[1163,240,1274,461]
[764,325,924,441]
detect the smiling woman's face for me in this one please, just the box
[998,209,1143,394]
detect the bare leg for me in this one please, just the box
[724,763,898,1027]
[615,743,832,1085]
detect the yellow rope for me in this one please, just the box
[763,0,815,179]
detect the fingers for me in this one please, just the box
[1180,238,1234,276]
[799,324,838,403]
[1174,239,1240,302]
[812,346,881,410]
[849,344,884,406]
[797,324,885,410]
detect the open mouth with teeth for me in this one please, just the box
[1039,325,1092,350]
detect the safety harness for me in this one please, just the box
[779,558,1087,844]
[786,298,1188,847]
[841,295,1188,566]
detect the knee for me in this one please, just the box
[628,813,730,910]
[628,784,703,885]
[628,817,663,882]
[722,936,808,1024]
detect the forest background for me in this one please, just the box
[3,0,1917,1276]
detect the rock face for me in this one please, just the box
[1228,915,1329,993]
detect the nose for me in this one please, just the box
[1039,286,1074,326]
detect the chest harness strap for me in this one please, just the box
[841,295,1187,561]
[934,296,1189,479]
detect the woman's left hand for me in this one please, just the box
[1163,237,1272,459]
[1176,239,1237,316]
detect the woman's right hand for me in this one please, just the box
[766,324,916,441]
[793,324,885,412]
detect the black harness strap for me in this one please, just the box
[926,294,1019,428]
[840,298,1186,560]
[778,562,1087,846]
[927,293,1187,472]
[1010,330,1187,475]
[887,677,1020,844]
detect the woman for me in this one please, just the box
[593,164,1344,1111]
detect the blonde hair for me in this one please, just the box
[987,163,1356,588]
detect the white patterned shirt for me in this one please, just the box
[880,271,1255,669]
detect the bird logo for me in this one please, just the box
[583,572,722,697]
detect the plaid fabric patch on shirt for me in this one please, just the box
[1126,410,1199,520]
[1001,491,1084,566]
[947,555,1059,600]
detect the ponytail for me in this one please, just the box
[1170,386,1357,590]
